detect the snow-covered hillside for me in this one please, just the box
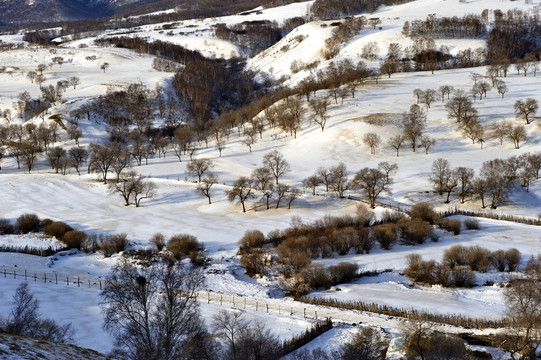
[1,0,541,357]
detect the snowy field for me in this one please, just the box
[1,0,541,356]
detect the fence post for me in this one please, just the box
[67,276,69,286]
[304,308,306,319]
[44,273,46,283]
[88,279,91,288]
[266,303,269,313]
[77,277,80,287]
[207,291,210,304]
[220,295,223,306]
[34,273,36,281]
[55,273,58,284]
[4,269,6,278]
[290,307,293,316]
[13,270,16,279]
[256,301,258,311]
[100,280,102,290]
[232,295,235,307]
[315,311,317,320]
[25,270,27,280]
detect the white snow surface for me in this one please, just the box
[1,0,541,357]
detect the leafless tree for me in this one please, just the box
[453,167,474,203]
[68,146,87,175]
[100,259,205,360]
[316,166,333,192]
[388,134,406,157]
[187,159,213,183]
[514,98,539,124]
[419,135,435,154]
[37,63,47,75]
[378,162,398,182]
[363,132,381,155]
[251,167,274,210]
[309,97,330,131]
[263,149,290,185]
[101,62,109,73]
[303,175,321,195]
[226,177,253,213]
[420,89,438,109]
[445,90,475,123]
[275,183,290,209]
[491,121,511,146]
[431,158,451,196]
[215,137,226,157]
[21,143,42,173]
[197,173,218,204]
[353,167,392,208]
[508,125,527,149]
[90,143,119,184]
[212,310,249,360]
[403,104,426,152]
[242,128,257,152]
[495,80,508,98]
[68,76,80,90]
[438,85,454,103]
[330,162,350,198]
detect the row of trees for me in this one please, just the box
[430,153,541,207]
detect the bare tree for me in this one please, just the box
[68,76,80,90]
[316,166,333,192]
[495,80,508,98]
[514,98,539,124]
[196,173,218,204]
[132,177,157,207]
[378,162,398,182]
[453,167,474,203]
[101,62,109,73]
[445,90,475,123]
[491,120,511,146]
[388,134,406,157]
[275,183,290,209]
[419,135,435,154]
[215,137,226,157]
[303,175,321,195]
[212,310,249,360]
[21,143,42,173]
[251,167,274,210]
[438,85,453,103]
[353,167,392,208]
[330,162,350,198]
[431,158,451,196]
[89,143,118,184]
[403,104,426,152]
[420,89,438,109]
[286,187,301,209]
[226,177,253,213]
[100,259,205,360]
[187,159,213,183]
[508,125,527,149]
[309,97,330,131]
[263,149,290,185]
[363,132,381,155]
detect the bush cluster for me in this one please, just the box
[99,233,129,257]
[290,262,358,297]
[16,213,41,234]
[0,219,15,235]
[167,234,203,264]
[405,246,522,287]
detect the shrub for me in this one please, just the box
[356,203,375,226]
[62,230,87,250]
[99,233,128,257]
[399,219,431,245]
[240,248,268,277]
[328,262,358,284]
[355,227,375,254]
[0,219,15,235]
[266,229,284,246]
[41,218,53,228]
[410,202,439,224]
[16,213,41,234]
[404,254,436,285]
[278,251,311,278]
[466,246,491,272]
[291,264,331,296]
[239,230,266,254]
[439,218,461,235]
[443,245,468,269]
[491,249,507,272]
[330,227,357,255]
[373,224,396,250]
[43,221,73,240]
[168,234,201,260]
[464,218,480,230]
[505,248,521,271]
[150,233,165,251]
[451,266,476,287]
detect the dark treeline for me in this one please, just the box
[94,37,260,130]
[309,0,413,20]
[11,0,305,39]
[487,9,541,62]
[403,14,486,39]
[214,20,284,54]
